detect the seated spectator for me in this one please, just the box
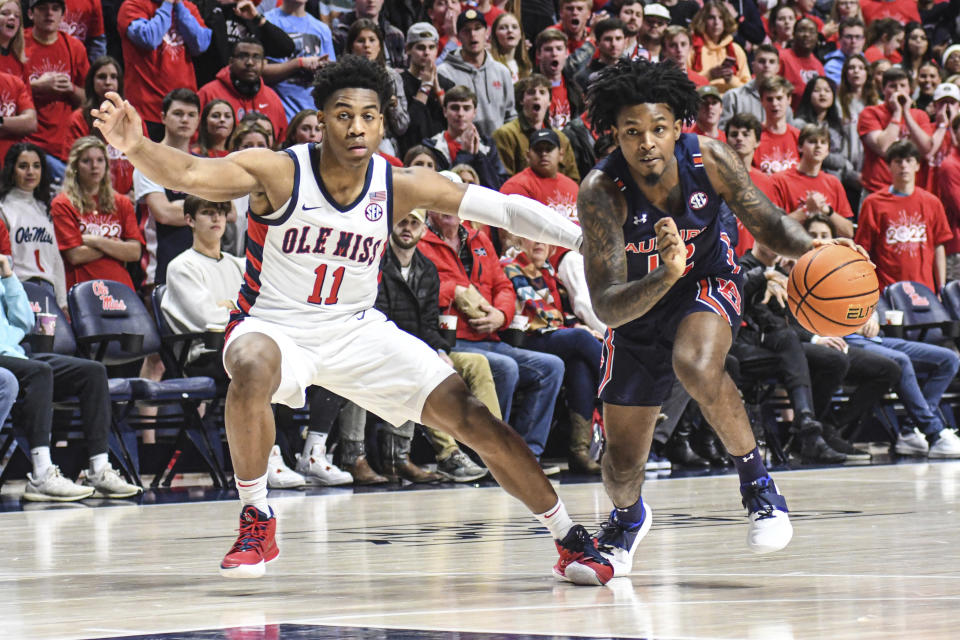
[637,3,670,62]
[724,112,777,255]
[792,76,860,198]
[501,236,602,474]
[720,43,782,129]
[686,85,724,140]
[771,123,855,238]
[780,18,825,109]
[331,0,404,69]
[754,76,801,174]
[133,88,200,287]
[766,3,797,51]
[417,181,564,473]
[824,18,867,87]
[574,18,625,92]
[437,9,515,138]
[0,0,26,78]
[489,11,530,83]
[65,56,136,196]
[403,144,438,170]
[554,0,590,56]
[492,74,579,181]
[0,69,37,169]
[24,0,88,184]
[618,0,644,59]
[230,121,270,150]
[346,19,408,156]
[281,109,322,148]
[422,0,460,64]
[864,18,904,64]
[118,0,211,141]
[0,254,141,501]
[661,25,709,88]
[193,99,234,158]
[262,0,336,122]
[856,139,952,292]
[222,121,272,257]
[62,0,106,61]
[531,28,583,130]
[687,1,750,93]
[193,0,295,88]
[450,163,479,185]
[52,136,143,290]
[943,44,960,76]
[937,110,960,281]
[0,144,65,309]
[198,37,288,143]
[374,208,490,482]
[915,60,942,119]
[422,85,508,188]
[824,0,864,44]
[901,22,936,87]
[805,215,960,459]
[237,111,276,148]
[397,22,454,158]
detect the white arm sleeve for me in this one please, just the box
[556,251,607,334]
[457,184,583,251]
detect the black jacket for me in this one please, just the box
[375,243,451,352]
[739,250,815,341]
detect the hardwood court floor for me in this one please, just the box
[2,462,959,640]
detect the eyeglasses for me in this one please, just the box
[841,34,865,40]
[232,52,264,62]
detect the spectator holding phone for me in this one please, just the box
[688,1,750,93]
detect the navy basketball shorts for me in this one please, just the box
[598,274,744,407]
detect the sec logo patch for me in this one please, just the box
[365,202,384,221]
[689,191,708,210]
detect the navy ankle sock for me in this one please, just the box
[734,447,768,489]
[613,497,646,529]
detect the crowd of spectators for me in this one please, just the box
[4,0,960,500]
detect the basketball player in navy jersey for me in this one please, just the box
[92,56,614,584]
[577,59,864,580]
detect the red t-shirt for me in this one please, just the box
[864,45,903,65]
[24,30,89,160]
[685,124,726,142]
[736,168,777,256]
[687,69,709,87]
[483,6,505,27]
[753,125,800,174]
[861,0,921,25]
[499,167,579,224]
[65,109,137,195]
[549,78,572,129]
[857,104,935,193]
[770,166,854,218]
[118,0,206,124]
[779,49,825,109]
[551,22,588,54]
[936,147,960,254]
[855,187,953,291]
[51,192,144,290]
[0,71,34,162]
[61,0,105,44]
[0,53,25,81]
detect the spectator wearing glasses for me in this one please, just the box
[825,19,867,87]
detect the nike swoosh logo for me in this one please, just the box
[303,205,324,211]
[258,103,269,109]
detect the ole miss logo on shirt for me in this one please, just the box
[279,224,383,266]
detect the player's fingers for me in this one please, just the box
[654,217,678,234]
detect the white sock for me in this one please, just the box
[31,446,52,478]
[89,452,109,474]
[535,499,575,540]
[303,431,328,457]
[236,472,270,513]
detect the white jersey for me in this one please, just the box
[233,144,392,332]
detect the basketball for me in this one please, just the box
[786,244,879,337]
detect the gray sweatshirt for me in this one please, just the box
[438,50,517,139]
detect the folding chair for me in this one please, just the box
[884,281,960,344]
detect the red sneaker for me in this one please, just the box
[219,505,279,578]
[552,524,614,586]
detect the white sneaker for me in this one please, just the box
[929,429,960,458]
[742,477,793,554]
[267,445,306,489]
[295,443,353,485]
[23,466,95,502]
[83,463,143,498]
[894,428,930,456]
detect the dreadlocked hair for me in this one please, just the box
[311,54,394,111]
[587,58,700,133]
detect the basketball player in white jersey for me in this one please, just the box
[92,56,614,585]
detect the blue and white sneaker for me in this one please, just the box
[741,477,793,554]
[594,499,653,577]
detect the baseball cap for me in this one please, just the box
[406,22,439,47]
[407,208,426,222]
[29,0,65,7]
[934,82,960,103]
[644,3,671,22]
[697,85,722,102]
[529,128,560,149]
[456,9,487,33]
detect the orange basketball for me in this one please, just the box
[786,244,879,337]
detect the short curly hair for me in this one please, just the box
[311,54,394,111]
[587,58,699,133]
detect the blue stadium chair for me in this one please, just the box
[883,281,960,344]
[67,279,228,488]
[940,280,960,322]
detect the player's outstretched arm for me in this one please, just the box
[92,92,287,203]
[701,138,813,259]
[392,167,582,250]
[578,171,685,328]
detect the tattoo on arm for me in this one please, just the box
[704,138,812,258]
[579,173,679,327]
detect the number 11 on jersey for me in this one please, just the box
[308,264,345,305]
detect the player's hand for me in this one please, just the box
[810,237,873,264]
[469,303,506,334]
[92,92,146,155]
[818,335,848,352]
[857,312,880,338]
[655,217,686,281]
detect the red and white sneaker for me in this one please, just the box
[553,524,615,586]
[219,505,279,578]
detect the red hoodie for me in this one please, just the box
[418,223,516,342]
[197,66,288,141]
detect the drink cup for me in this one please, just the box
[884,310,904,326]
[439,314,458,346]
[35,312,56,336]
